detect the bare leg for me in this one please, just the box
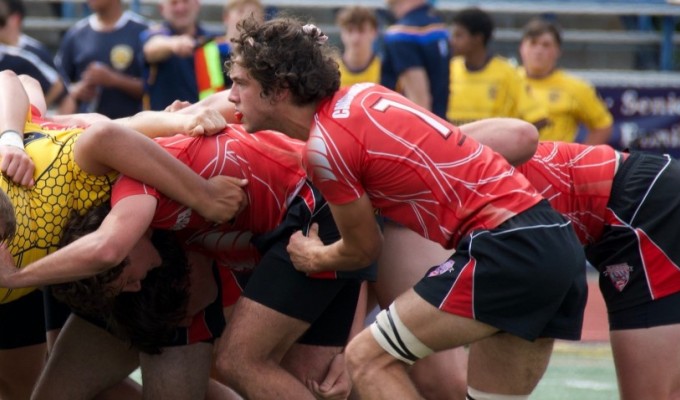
[611,325,680,400]
[375,221,468,399]
[281,343,343,384]
[140,342,213,400]
[32,315,139,400]
[346,290,497,400]
[216,297,317,400]
[468,334,554,394]
[0,344,45,400]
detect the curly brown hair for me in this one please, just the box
[50,204,126,318]
[50,204,190,354]
[226,16,341,106]
[111,230,190,354]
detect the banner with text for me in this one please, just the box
[596,86,680,157]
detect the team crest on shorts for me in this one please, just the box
[428,260,454,277]
[603,263,633,292]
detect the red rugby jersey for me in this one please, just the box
[517,141,618,245]
[112,125,308,270]
[305,84,541,248]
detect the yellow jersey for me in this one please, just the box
[447,55,547,126]
[519,68,613,142]
[338,55,381,88]
[0,119,116,303]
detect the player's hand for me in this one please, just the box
[0,243,20,288]
[69,81,98,102]
[183,108,227,136]
[0,145,34,187]
[288,223,325,274]
[83,62,113,86]
[172,35,196,58]
[196,176,248,223]
[306,352,352,400]
[165,100,192,112]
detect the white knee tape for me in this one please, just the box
[369,304,434,365]
[467,387,530,400]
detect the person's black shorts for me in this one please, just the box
[414,200,587,341]
[587,152,680,314]
[0,290,46,349]
[609,288,680,330]
[246,183,373,346]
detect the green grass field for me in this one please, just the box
[532,341,618,399]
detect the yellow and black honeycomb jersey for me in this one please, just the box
[0,121,117,303]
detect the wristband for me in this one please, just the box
[0,130,24,150]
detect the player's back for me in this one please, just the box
[0,117,114,303]
[517,141,618,244]
[308,83,541,248]
[119,125,307,235]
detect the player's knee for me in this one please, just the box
[345,331,382,384]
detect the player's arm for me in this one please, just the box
[165,90,239,124]
[114,108,227,138]
[0,196,155,288]
[399,68,432,112]
[143,34,196,63]
[0,70,35,186]
[460,118,539,166]
[74,120,246,224]
[287,194,382,273]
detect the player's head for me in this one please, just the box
[451,7,494,52]
[51,205,190,353]
[51,205,180,315]
[226,17,340,107]
[223,0,264,39]
[519,18,562,76]
[0,0,24,31]
[0,189,16,245]
[159,0,201,33]
[109,230,191,354]
[336,6,378,50]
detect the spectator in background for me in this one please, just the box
[519,18,613,144]
[381,0,450,118]
[336,5,380,87]
[56,0,147,119]
[207,0,264,90]
[447,7,548,130]
[0,0,74,113]
[142,0,221,109]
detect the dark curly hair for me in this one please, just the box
[50,204,190,354]
[226,16,341,106]
[111,230,190,354]
[51,204,126,318]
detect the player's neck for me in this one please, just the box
[343,47,374,70]
[464,50,489,71]
[525,66,557,79]
[95,4,124,30]
[278,103,318,141]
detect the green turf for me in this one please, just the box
[532,341,618,399]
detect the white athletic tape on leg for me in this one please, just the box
[369,303,434,365]
[467,387,530,400]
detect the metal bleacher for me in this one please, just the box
[21,0,680,72]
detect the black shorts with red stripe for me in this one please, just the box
[587,152,680,328]
[414,200,587,341]
[246,182,375,346]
